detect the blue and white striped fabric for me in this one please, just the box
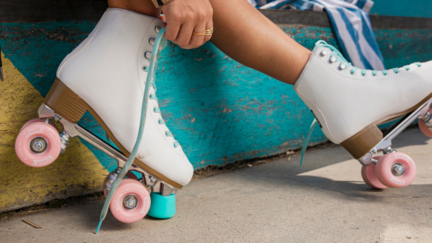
[250,0,385,70]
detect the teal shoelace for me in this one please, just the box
[149,85,180,148]
[96,27,168,234]
[316,40,421,76]
[145,38,180,148]
[300,119,317,166]
[299,41,422,165]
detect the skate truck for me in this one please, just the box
[14,28,175,233]
[296,39,432,191]
[357,98,432,189]
[301,97,432,190]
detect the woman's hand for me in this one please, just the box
[160,0,213,49]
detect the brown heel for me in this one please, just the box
[340,124,383,159]
[44,79,184,189]
[44,78,88,123]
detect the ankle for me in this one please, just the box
[107,0,159,17]
[290,50,312,85]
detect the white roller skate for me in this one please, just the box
[14,8,193,230]
[296,40,432,189]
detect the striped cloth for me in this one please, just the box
[250,0,385,70]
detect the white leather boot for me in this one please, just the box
[46,8,193,189]
[295,40,432,160]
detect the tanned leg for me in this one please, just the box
[107,0,311,85]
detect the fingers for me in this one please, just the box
[176,19,196,49]
[161,0,213,49]
[203,18,213,44]
[188,20,206,49]
[164,17,180,41]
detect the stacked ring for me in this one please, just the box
[193,27,214,36]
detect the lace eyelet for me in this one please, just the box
[320,50,327,57]
[144,51,152,59]
[329,56,337,63]
[155,26,162,33]
[142,65,148,72]
[339,64,346,70]
[149,38,155,46]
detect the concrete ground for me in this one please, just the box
[1,128,432,242]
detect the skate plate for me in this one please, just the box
[38,103,177,196]
[359,98,432,165]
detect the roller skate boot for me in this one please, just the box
[296,40,432,189]
[15,8,193,228]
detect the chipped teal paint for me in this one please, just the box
[371,0,432,18]
[374,29,432,68]
[1,21,431,170]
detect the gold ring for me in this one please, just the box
[193,27,214,36]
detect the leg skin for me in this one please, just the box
[108,0,311,84]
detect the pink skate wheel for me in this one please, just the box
[103,171,138,198]
[361,156,388,189]
[375,152,416,188]
[110,179,151,223]
[21,118,57,132]
[15,122,61,168]
[419,119,432,137]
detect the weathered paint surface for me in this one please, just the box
[374,29,432,68]
[0,51,108,213]
[371,0,432,18]
[0,22,333,172]
[1,21,431,212]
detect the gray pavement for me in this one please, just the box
[1,128,432,242]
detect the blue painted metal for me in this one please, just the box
[371,0,432,18]
[1,22,431,171]
[148,193,176,219]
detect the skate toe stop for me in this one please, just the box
[147,193,176,219]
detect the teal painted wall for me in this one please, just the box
[371,0,432,18]
[1,22,432,171]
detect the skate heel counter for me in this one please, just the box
[340,124,383,159]
[56,10,109,79]
[44,78,88,123]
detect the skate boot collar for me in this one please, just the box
[312,40,422,77]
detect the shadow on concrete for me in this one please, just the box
[26,128,432,233]
[214,127,432,206]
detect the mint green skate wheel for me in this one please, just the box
[147,193,176,219]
